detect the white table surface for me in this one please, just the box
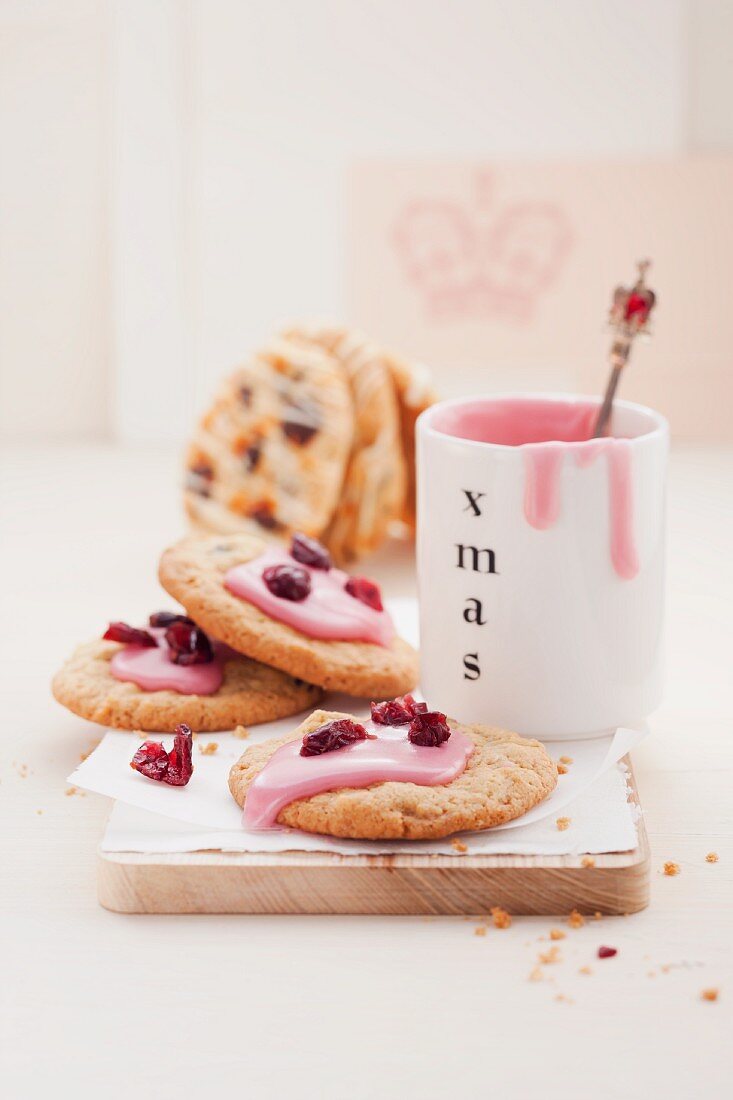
[2,443,731,1099]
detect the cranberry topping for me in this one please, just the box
[301,718,371,757]
[407,710,451,747]
[148,611,193,628]
[130,724,194,786]
[165,620,214,665]
[103,622,156,647]
[371,694,429,726]
[597,945,618,959]
[263,563,311,601]
[291,532,331,571]
[344,575,383,612]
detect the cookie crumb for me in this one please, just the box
[663,861,681,876]
[705,852,719,863]
[528,966,544,982]
[474,925,487,937]
[559,755,573,765]
[579,966,592,975]
[538,946,562,965]
[80,739,101,762]
[233,725,250,739]
[199,742,219,755]
[581,856,596,868]
[490,906,512,929]
[549,929,566,941]
[555,994,574,1004]
[594,911,603,921]
[701,988,719,1002]
[65,786,82,797]
[452,838,468,854]
[557,763,568,775]
[556,816,571,831]
[568,909,585,929]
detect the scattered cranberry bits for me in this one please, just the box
[344,575,383,611]
[104,612,215,666]
[408,711,451,747]
[371,693,427,725]
[103,622,156,647]
[260,533,385,611]
[263,563,311,601]
[300,718,373,757]
[299,697,451,758]
[130,724,194,786]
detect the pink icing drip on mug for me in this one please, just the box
[242,719,473,830]
[523,437,638,579]
[110,628,225,695]
[224,547,395,646]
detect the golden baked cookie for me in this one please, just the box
[158,534,419,697]
[184,338,354,542]
[229,709,558,839]
[284,323,407,563]
[52,637,322,733]
[384,351,437,530]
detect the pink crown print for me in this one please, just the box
[392,171,573,323]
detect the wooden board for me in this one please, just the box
[97,759,649,916]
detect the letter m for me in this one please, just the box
[455,544,497,574]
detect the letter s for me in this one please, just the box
[463,652,480,680]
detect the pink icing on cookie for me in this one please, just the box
[110,628,225,695]
[242,718,473,830]
[224,547,395,646]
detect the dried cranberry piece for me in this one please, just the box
[301,718,370,757]
[408,711,451,747]
[165,724,194,786]
[148,611,193,628]
[130,724,194,786]
[165,620,214,665]
[104,622,157,647]
[291,532,331,571]
[263,564,311,601]
[597,945,618,959]
[344,575,383,612]
[371,694,428,726]
[281,395,320,446]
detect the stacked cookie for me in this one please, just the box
[53,532,419,733]
[184,327,436,564]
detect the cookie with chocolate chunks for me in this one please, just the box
[158,533,419,698]
[284,323,407,563]
[228,709,558,839]
[184,338,354,545]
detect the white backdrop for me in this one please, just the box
[1,0,731,443]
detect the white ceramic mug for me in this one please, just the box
[416,394,668,740]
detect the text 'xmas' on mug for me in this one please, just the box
[416,394,668,740]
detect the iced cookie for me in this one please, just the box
[229,699,558,839]
[284,323,407,563]
[158,532,419,697]
[184,338,354,543]
[52,612,322,732]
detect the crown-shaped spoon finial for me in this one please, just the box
[593,260,657,438]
